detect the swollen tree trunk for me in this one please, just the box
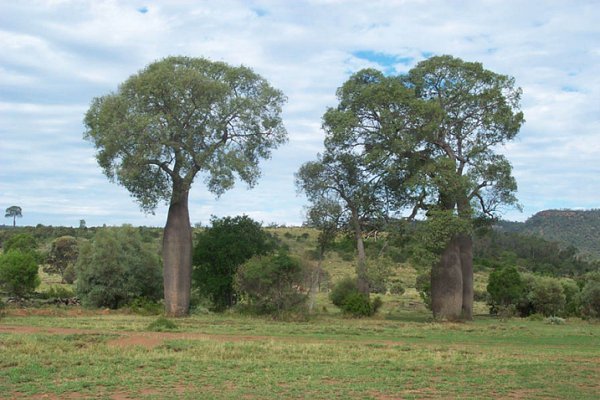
[431,237,463,320]
[163,189,192,317]
[458,234,474,320]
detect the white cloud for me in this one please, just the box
[1,0,599,227]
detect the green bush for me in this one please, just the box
[329,277,383,317]
[0,250,40,297]
[235,252,307,317]
[343,292,372,316]
[330,276,358,308]
[147,316,178,332]
[193,215,276,311]
[528,276,565,317]
[580,280,600,319]
[76,226,163,309]
[486,266,524,313]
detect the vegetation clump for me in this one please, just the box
[76,226,163,309]
[235,252,308,318]
[329,277,382,317]
[193,216,276,311]
[147,316,178,331]
[0,250,40,298]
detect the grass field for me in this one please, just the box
[1,307,598,399]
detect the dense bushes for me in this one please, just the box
[76,226,163,309]
[487,266,524,311]
[0,250,40,297]
[235,252,307,317]
[485,266,600,318]
[329,276,382,317]
[193,216,276,311]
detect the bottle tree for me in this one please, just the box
[322,56,523,320]
[84,57,287,316]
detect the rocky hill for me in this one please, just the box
[497,209,600,259]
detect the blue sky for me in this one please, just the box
[1,0,599,227]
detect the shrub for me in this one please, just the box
[486,266,524,313]
[235,252,307,317]
[389,280,405,296]
[329,276,358,308]
[147,316,178,332]
[580,280,600,319]
[528,276,565,317]
[193,215,276,311]
[329,277,382,317]
[0,250,40,297]
[343,292,372,316]
[76,226,163,309]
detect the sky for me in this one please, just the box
[1,0,599,228]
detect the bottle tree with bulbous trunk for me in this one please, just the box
[322,56,523,320]
[84,56,287,317]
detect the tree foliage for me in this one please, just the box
[192,215,276,311]
[76,226,163,309]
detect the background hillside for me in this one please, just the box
[496,209,600,260]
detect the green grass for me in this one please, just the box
[1,309,598,399]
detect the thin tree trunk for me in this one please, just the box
[308,255,322,313]
[351,210,369,295]
[459,234,473,320]
[431,237,463,320]
[356,235,369,294]
[163,189,192,317]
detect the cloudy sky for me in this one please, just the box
[1,0,598,227]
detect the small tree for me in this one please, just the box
[0,250,40,297]
[486,266,525,312]
[235,252,307,317]
[45,236,79,283]
[192,215,276,311]
[5,206,22,227]
[76,226,163,309]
